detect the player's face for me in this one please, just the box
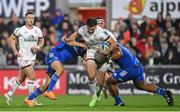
[87,25,96,35]
[25,14,34,26]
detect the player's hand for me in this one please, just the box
[61,36,67,42]
[31,46,39,54]
[14,51,22,57]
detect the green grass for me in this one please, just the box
[0,95,180,111]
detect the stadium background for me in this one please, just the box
[0,0,180,111]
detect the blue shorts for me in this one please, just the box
[45,49,73,75]
[112,64,144,83]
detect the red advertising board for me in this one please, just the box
[0,69,67,96]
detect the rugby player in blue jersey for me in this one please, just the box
[104,44,174,106]
[24,38,86,107]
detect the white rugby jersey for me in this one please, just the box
[13,25,43,60]
[77,25,115,49]
[104,29,117,42]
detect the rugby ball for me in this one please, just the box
[99,41,109,51]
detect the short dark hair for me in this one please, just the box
[86,18,97,27]
[25,11,34,16]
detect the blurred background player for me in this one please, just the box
[24,37,86,107]
[4,11,44,105]
[104,43,174,106]
[64,18,117,107]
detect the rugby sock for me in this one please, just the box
[114,95,123,104]
[97,86,103,96]
[88,79,97,96]
[28,87,42,100]
[7,80,21,96]
[156,87,166,96]
[47,73,59,92]
[27,80,35,95]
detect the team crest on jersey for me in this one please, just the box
[104,31,109,36]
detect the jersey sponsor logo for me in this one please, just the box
[23,35,37,42]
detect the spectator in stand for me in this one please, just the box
[0,48,7,66]
[73,14,85,27]
[51,8,64,28]
[135,35,155,65]
[130,22,142,40]
[124,14,135,31]
[41,11,51,28]
[140,15,148,38]
[59,21,73,37]
[7,13,21,34]
[145,19,159,37]
[116,17,131,45]
[6,52,16,65]
[0,16,8,36]
[165,13,174,26]
[156,12,165,30]
[165,20,175,35]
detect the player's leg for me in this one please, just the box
[96,71,105,101]
[44,60,64,100]
[23,64,42,105]
[86,59,98,107]
[4,69,26,105]
[106,73,125,106]
[22,65,35,96]
[133,74,174,106]
[24,74,51,107]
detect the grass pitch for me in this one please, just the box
[0,95,180,111]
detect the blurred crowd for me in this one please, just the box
[0,10,180,67]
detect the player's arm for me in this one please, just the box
[65,32,87,49]
[99,36,117,55]
[106,36,117,54]
[31,37,44,54]
[9,34,21,57]
[37,37,44,49]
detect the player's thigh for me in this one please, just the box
[97,71,105,86]
[50,60,64,75]
[22,65,35,80]
[133,74,146,89]
[86,59,97,78]
[17,69,27,83]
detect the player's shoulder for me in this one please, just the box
[14,25,24,34]
[78,25,86,31]
[96,26,109,36]
[33,26,41,31]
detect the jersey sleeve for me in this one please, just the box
[77,26,84,36]
[99,30,110,41]
[38,28,43,38]
[13,28,20,37]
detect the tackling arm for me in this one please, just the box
[65,32,87,49]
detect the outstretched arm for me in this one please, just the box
[64,32,87,49]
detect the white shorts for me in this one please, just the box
[17,59,34,68]
[86,49,97,60]
[98,60,115,72]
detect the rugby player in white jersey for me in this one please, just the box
[65,18,117,107]
[4,11,44,105]
[95,17,117,100]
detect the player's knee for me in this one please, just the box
[106,77,115,85]
[55,67,64,75]
[28,76,35,81]
[88,76,96,82]
[17,78,23,84]
[135,84,146,90]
